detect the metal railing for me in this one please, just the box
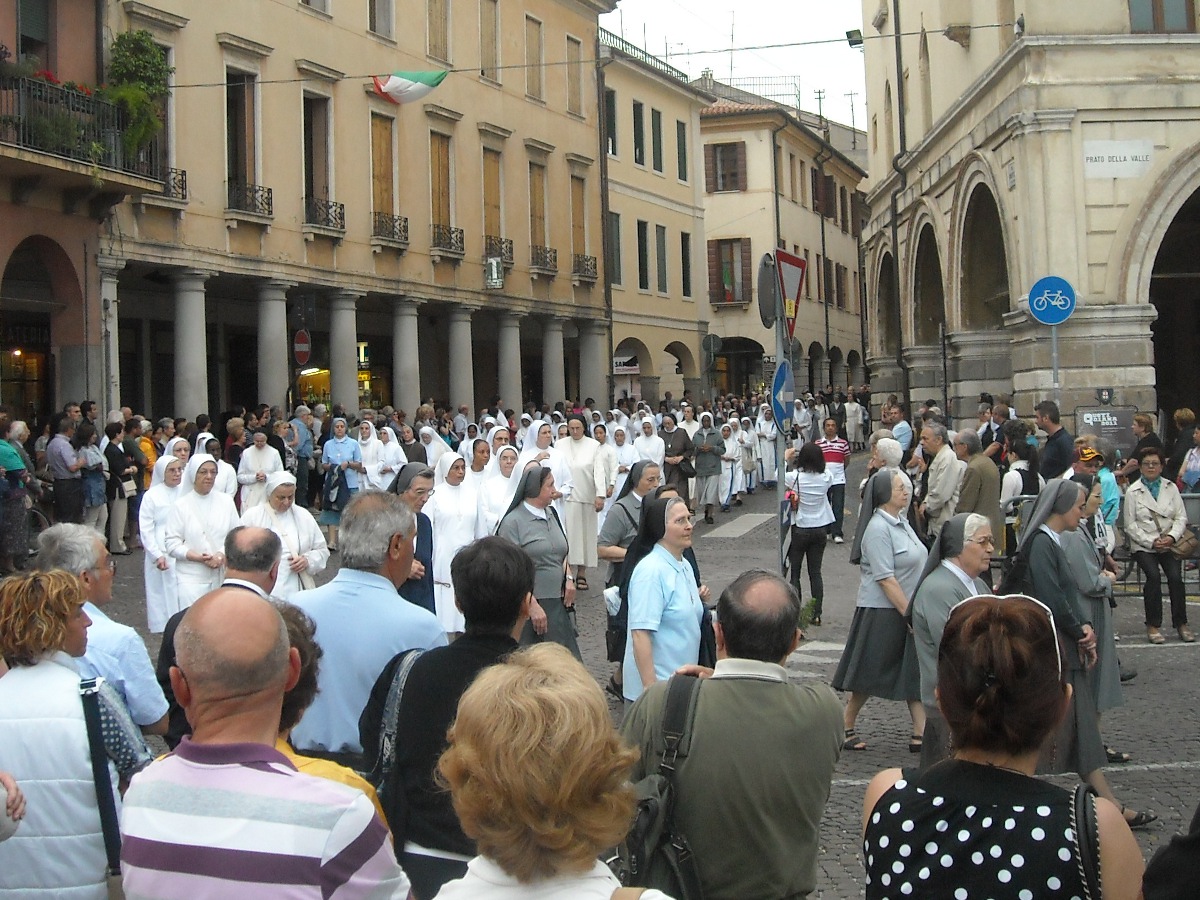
[531,245,558,272]
[162,167,187,200]
[599,29,689,82]
[485,234,514,265]
[431,223,465,254]
[572,253,598,280]
[372,211,409,243]
[305,196,345,229]
[227,180,273,216]
[0,75,164,180]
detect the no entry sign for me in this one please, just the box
[294,329,312,366]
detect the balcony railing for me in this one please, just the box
[599,29,689,83]
[0,75,164,181]
[305,196,345,230]
[572,253,598,282]
[431,223,465,254]
[710,289,749,307]
[227,180,273,216]
[372,212,409,244]
[531,245,558,272]
[162,167,187,200]
[484,235,514,266]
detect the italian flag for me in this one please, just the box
[372,71,449,104]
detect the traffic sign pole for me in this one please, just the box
[1027,275,1076,405]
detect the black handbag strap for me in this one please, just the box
[80,678,122,877]
[657,674,702,776]
[1073,782,1101,900]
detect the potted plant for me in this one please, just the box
[105,30,172,157]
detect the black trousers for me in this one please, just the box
[790,526,828,610]
[827,483,847,538]
[53,478,84,524]
[1135,550,1188,628]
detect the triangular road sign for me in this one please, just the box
[775,249,807,342]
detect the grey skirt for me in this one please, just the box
[1087,594,1123,713]
[519,594,582,662]
[832,605,921,701]
[1039,661,1107,778]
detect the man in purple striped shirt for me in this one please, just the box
[119,588,410,899]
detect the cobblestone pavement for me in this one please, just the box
[103,453,1200,898]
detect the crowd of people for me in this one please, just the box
[0,386,1197,899]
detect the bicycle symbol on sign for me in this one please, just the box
[1031,289,1072,313]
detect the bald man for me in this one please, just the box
[122,589,410,898]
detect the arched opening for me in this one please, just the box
[960,184,1010,330]
[828,345,845,389]
[847,349,864,386]
[913,225,945,345]
[877,252,900,358]
[807,341,826,392]
[0,236,83,428]
[713,336,764,396]
[613,335,655,402]
[664,340,698,379]
[1149,186,1200,436]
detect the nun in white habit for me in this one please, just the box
[420,425,451,467]
[366,425,404,491]
[514,413,534,450]
[593,422,620,531]
[237,430,283,510]
[357,419,382,482]
[756,404,779,486]
[198,434,238,499]
[611,424,640,501]
[477,445,521,538]
[517,422,573,520]
[164,453,241,611]
[239,470,329,597]
[138,454,185,632]
[633,416,666,480]
[426,452,478,634]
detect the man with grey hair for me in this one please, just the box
[954,427,1004,543]
[291,491,446,765]
[290,404,315,505]
[36,523,169,734]
[121,588,411,898]
[622,570,842,899]
[918,422,961,540]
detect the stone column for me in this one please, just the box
[639,375,661,406]
[542,317,566,406]
[257,280,292,410]
[393,298,422,416]
[448,306,475,412]
[329,291,361,412]
[497,311,523,410]
[173,269,210,417]
[577,320,608,407]
[98,257,124,413]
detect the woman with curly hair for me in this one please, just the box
[435,643,674,899]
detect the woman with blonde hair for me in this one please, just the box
[435,643,673,899]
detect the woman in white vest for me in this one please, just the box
[164,454,241,609]
[239,471,329,597]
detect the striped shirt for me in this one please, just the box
[815,437,851,485]
[120,738,409,899]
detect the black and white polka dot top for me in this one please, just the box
[863,759,1087,899]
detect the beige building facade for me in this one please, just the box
[599,30,708,406]
[698,92,868,397]
[99,0,614,419]
[861,0,1200,428]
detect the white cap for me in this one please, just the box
[0,784,19,843]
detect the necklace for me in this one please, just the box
[952,753,1032,777]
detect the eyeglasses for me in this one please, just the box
[92,557,117,573]
[410,487,435,498]
[965,535,996,548]
[947,593,1062,679]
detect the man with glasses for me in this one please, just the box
[393,464,436,614]
[290,491,446,768]
[35,523,169,736]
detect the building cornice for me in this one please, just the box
[477,122,513,141]
[524,138,556,156]
[295,59,344,83]
[424,103,463,125]
[216,33,273,59]
[121,1,188,31]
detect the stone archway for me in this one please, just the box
[960,184,1010,330]
[847,349,864,386]
[913,224,945,346]
[877,250,900,357]
[713,336,764,397]
[1147,186,1200,434]
[807,341,826,391]
[614,334,656,403]
[827,345,845,389]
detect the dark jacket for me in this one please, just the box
[103,441,132,502]
[398,512,434,613]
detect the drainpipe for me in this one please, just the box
[888,0,911,413]
[596,39,615,406]
[816,147,833,387]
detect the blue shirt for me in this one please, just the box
[1097,468,1120,526]
[891,419,913,452]
[79,602,169,727]
[322,435,362,489]
[291,569,447,754]
[623,544,703,702]
[290,417,313,458]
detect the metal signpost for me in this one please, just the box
[1027,275,1077,401]
[757,254,790,574]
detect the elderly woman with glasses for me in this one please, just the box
[862,594,1144,900]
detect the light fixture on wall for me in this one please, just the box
[846,29,864,48]
[1015,15,1025,37]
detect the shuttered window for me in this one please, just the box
[632,101,645,165]
[371,115,394,214]
[483,149,502,236]
[480,0,499,80]
[705,142,746,192]
[676,120,688,181]
[681,232,692,297]
[571,176,586,255]
[637,221,650,291]
[566,37,583,115]
[226,71,256,185]
[607,212,622,285]
[20,0,49,42]
[428,0,450,61]
[708,239,750,304]
[525,17,544,99]
[651,109,663,172]
[529,161,547,245]
[431,132,452,227]
[656,225,668,293]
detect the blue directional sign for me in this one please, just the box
[1028,276,1076,326]
[771,360,794,425]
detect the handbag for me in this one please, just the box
[1072,783,1101,900]
[1172,527,1199,559]
[80,678,125,900]
[677,458,696,478]
[120,477,138,498]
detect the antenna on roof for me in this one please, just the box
[845,91,859,148]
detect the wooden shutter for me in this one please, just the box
[740,238,752,304]
[525,17,543,98]
[704,144,716,193]
[566,38,582,115]
[483,149,502,236]
[371,114,394,213]
[736,142,748,191]
[430,132,451,227]
[707,239,720,302]
[824,174,836,217]
[428,0,449,60]
[480,0,499,80]
[529,162,546,246]
[571,175,586,255]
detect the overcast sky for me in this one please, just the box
[600,0,867,129]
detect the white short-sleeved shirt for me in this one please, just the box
[436,858,675,900]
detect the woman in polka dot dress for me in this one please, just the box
[860,595,1143,899]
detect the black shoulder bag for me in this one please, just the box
[1073,782,1102,900]
[609,675,705,900]
[81,677,125,899]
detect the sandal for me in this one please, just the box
[575,577,589,591]
[1122,807,1158,829]
[605,676,622,701]
[1105,746,1132,764]
[842,729,868,751]
[909,734,923,754]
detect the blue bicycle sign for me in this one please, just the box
[1027,276,1076,326]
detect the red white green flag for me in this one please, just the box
[372,71,448,104]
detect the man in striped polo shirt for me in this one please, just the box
[816,417,852,543]
[120,588,410,899]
